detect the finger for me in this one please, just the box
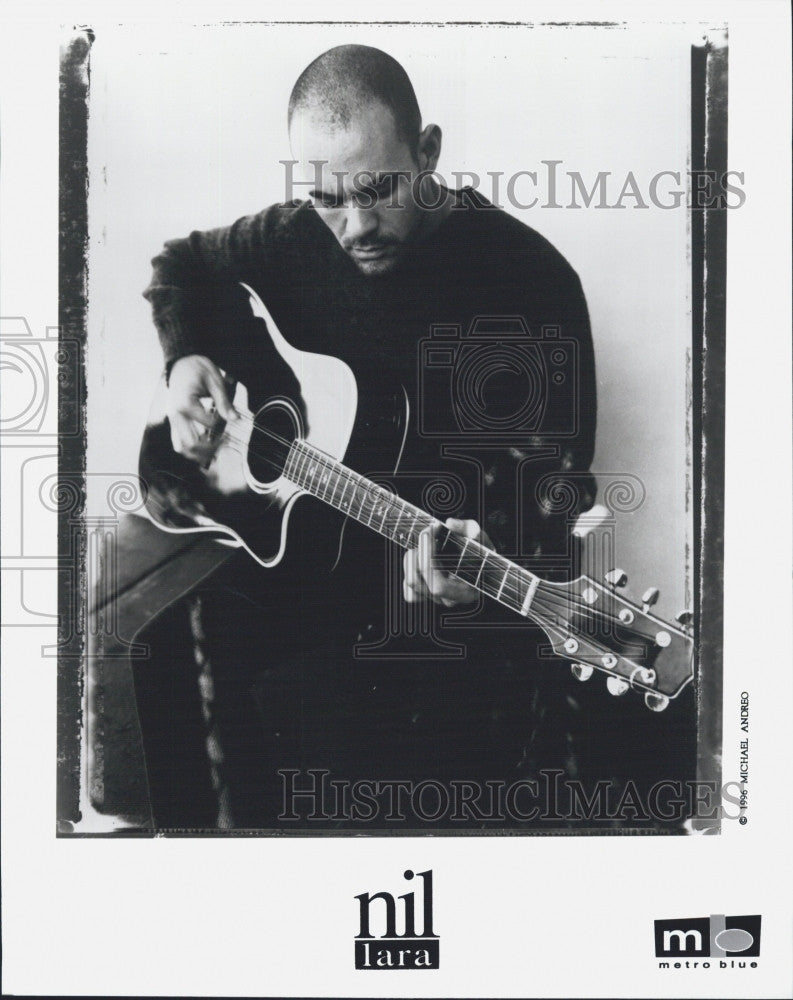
[418,526,448,598]
[171,412,199,454]
[206,368,239,422]
[441,519,485,606]
[461,517,492,551]
[446,517,481,541]
[403,547,419,601]
[177,401,216,428]
[403,546,429,602]
[171,413,217,463]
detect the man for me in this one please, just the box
[136,44,601,831]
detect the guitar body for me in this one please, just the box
[140,285,405,571]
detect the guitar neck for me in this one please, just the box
[284,439,543,620]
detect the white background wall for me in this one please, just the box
[86,21,693,618]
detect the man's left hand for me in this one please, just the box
[403,518,491,608]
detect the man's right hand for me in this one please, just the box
[166,355,238,464]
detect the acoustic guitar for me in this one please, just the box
[139,283,694,711]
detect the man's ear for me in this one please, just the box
[417,123,442,171]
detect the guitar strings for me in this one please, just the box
[285,438,653,640]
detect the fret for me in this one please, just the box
[520,575,540,616]
[393,501,417,548]
[318,463,333,501]
[373,491,389,530]
[497,566,524,614]
[450,537,482,588]
[293,446,308,488]
[368,490,380,527]
[406,510,421,549]
[292,446,304,485]
[496,565,510,600]
[379,494,394,534]
[338,469,352,508]
[286,444,298,484]
[354,476,367,521]
[351,473,363,512]
[455,537,470,574]
[380,498,394,538]
[436,527,452,553]
[392,503,405,544]
[282,445,295,482]
[304,456,317,489]
[377,493,389,528]
[370,490,380,526]
[329,466,343,506]
[473,550,486,587]
[302,450,314,491]
[307,450,323,492]
[282,445,295,479]
[328,469,338,502]
[478,553,511,601]
[339,473,353,513]
[312,457,324,492]
[365,488,375,525]
[312,459,324,493]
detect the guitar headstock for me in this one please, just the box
[532,570,694,710]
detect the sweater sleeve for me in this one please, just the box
[142,206,289,376]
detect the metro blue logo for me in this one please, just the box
[654,914,761,958]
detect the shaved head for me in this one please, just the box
[287,45,449,276]
[288,44,422,156]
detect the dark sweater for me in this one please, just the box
[144,188,597,558]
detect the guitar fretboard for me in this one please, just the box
[284,439,542,619]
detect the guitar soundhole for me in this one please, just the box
[247,398,301,486]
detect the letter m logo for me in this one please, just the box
[654,917,710,956]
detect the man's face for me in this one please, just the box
[289,103,431,276]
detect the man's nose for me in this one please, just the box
[344,204,379,244]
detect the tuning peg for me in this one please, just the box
[641,587,660,612]
[645,692,670,712]
[676,609,693,627]
[632,666,657,689]
[606,676,629,696]
[605,568,628,587]
[571,663,594,682]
